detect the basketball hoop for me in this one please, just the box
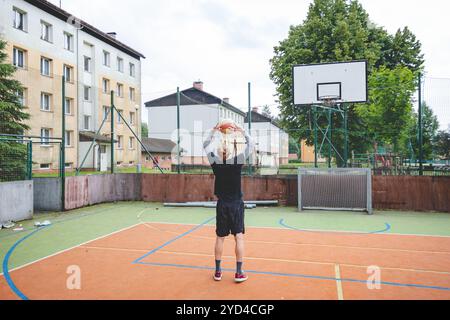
[319,95,340,107]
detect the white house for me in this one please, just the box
[245,108,289,169]
[145,81,246,165]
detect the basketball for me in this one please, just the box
[216,119,237,134]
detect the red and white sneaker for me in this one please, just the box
[214,271,222,281]
[235,273,248,283]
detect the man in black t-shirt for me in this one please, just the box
[203,121,254,283]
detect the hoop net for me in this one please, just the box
[319,95,340,107]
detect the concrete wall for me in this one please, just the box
[34,178,62,212]
[372,176,450,212]
[141,174,450,212]
[141,174,298,206]
[65,174,141,210]
[0,180,33,223]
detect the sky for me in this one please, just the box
[50,0,450,129]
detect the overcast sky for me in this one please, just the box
[50,0,450,129]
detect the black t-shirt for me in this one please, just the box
[211,159,243,201]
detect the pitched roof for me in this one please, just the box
[245,111,284,131]
[141,138,176,154]
[144,87,246,116]
[25,0,145,59]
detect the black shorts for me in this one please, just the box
[216,198,245,237]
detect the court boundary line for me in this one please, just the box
[335,264,344,300]
[139,220,450,238]
[141,222,450,255]
[133,216,216,264]
[131,220,450,292]
[134,261,450,292]
[0,223,142,278]
[82,245,450,275]
[280,219,392,235]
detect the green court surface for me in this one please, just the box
[1,202,450,275]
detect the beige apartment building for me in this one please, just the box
[0,0,145,172]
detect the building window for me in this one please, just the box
[65,131,73,147]
[64,98,72,115]
[63,65,73,82]
[83,115,91,130]
[13,8,27,31]
[84,56,91,72]
[40,57,52,76]
[64,32,73,51]
[117,110,123,123]
[117,57,124,72]
[129,87,135,101]
[129,137,134,149]
[129,63,135,77]
[103,106,111,121]
[40,164,51,170]
[65,163,73,169]
[84,86,91,101]
[40,21,52,42]
[40,93,51,111]
[117,136,123,149]
[103,51,110,67]
[40,128,51,145]
[16,89,26,106]
[129,112,135,125]
[13,47,25,68]
[102,78,110,94]
[117,83,123,97]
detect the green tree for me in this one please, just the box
[355,66,416,153]
[409,102,439,160]
[261,105,274,119]
[269,0,424,161]
[141,122,149,139]
[433,130,450,160]
[0,39,30,182]
[381,27,425,73]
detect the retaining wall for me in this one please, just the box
[141,174,450,212]
[0,180,33,223]
[65,174,141,210]
[34,178,62,212]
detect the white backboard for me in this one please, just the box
[293,60,368,106]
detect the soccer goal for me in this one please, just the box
[298,168,373,215]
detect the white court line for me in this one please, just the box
[335,264,344,301]
[79,245,450,276]
[0,223,142,277]
[141,222,450,255]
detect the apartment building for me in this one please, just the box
[0,0,145,171]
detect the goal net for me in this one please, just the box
[298,168,373,214]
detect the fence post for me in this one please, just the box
[61,76,66,211]
[111,91,115,174]
[418,72,424,176]
[248,82,253,176]
[177,87,181,174]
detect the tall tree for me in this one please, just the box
[355,66,416,153]
[0,39,30,182]
[261,105,274,119]
[409,102,439,160]
[433,130,450,160]
[141,122,149,139]
[0,39,30,134]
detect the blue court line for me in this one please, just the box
[2,226,50,300]
[135,261,450,292]
[279,219,391,235]
[133,216,216,264]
